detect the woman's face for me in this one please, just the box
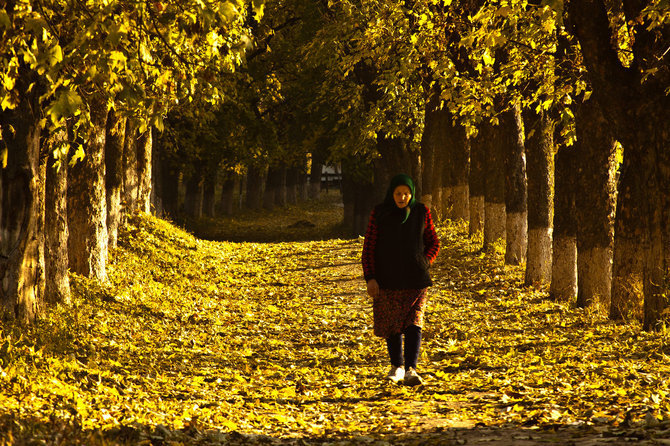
[393,185,412,209]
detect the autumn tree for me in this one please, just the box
[0,0,252,320]
[569,0,670,329]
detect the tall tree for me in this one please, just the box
[44,131,70,306]
[550,145,577,301]
[573,98,618,312]
[483,121,506,249]
[469,130,486,236]
[67,95,108,280]
[569,0,670,329]
[0,89,45,320]
[105,109,126,248]
[502,105,527,265]
[524,108,554,285]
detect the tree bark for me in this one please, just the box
[245,165,264,210]
[219,175,236,216]
[501,105,527,265]
[68,95,108,281]
[105,109,125,248]
[573,98,617,312]
[136,127,152,213]
[420,93,440,211]
[184,169,204,218]
[286,166,299,205]
[469,129,486,236]
[151,135,163,218]
[122,119,139,216]
[202,169,218,217]
[550,145,577,302]
[277,166,288,207]
[523,108,554,286]
[610,148,645,321]
[483,120,506,249]
[0,103,45,320]
[44,130,70,306]
[158,153,180,218]
[309,149,325,200]
[443,119,470,222]
[341,161,376,237]
[264,167,281,210]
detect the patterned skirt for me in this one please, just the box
[373,288,428,338]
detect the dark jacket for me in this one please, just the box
[363,202,439,290]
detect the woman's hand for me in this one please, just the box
[366,279,379,298]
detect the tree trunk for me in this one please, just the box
[44,130,70,306]
[550,145,577,301]
[136,128,152,213]
[202,165,220,217]
[158,151,179,218]
[0,103,45,321]
[443,119,470,221]
[264,167,281,210]
[524,108,554,286]
[151,135,163,218]
[643,135,670,331]
[286,166,299,205]
[277,166,288,207]
[245,165,264,210]
[68,95,108,281]
[501,105,527,265]
[297,163,309,201]
[309,149,325,200]
[202,178,217,217]
[573,98,617,311]
[105,109,125,248]
[569,0,670,330]
[483,121,506,249]
[220,175,236,216]
[469,130,486,236]
[420,93,440,210]
[610,148,645,321]
[341,161,375,237]
[122,119,139,216]
[184,169,204,218]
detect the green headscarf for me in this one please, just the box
[382,173,417,224]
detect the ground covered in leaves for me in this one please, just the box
[2,195,670,445]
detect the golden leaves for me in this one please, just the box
[3,204,670,444]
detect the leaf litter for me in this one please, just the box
[2,197,670,444]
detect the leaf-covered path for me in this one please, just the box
[3,205,670,445]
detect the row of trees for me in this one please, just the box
[0,0,255,319]
[303,0,668,330]
[1,0,669,331]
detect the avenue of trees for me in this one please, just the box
[1,0,669,330]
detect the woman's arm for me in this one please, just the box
[423,208,440,264]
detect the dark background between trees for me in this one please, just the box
[1,0,668,329]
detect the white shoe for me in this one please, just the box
[387,366,405,383]
[404,367,423,386]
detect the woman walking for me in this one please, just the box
[362,174,440,386]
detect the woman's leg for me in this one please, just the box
[386,333,403,367]
[403,325,422,370]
